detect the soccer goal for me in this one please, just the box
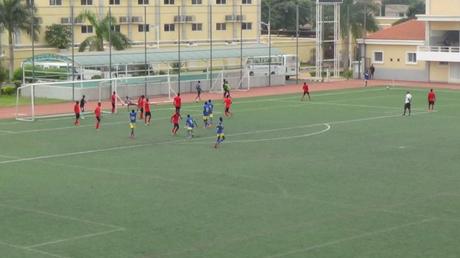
[15,75,172,121]
[208,68,250,94]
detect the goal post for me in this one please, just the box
[15,74,172,121]
[208,68,250,94]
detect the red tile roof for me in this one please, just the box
[366,20,425,41]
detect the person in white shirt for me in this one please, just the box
[403,91,412,116]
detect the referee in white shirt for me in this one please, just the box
[403,91,413,116]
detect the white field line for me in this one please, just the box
[0,239,68,258]
[0,111,435,166]
[0,90,428,136]
[25,228,125,249]
[184,124,331,145]
[0,87,383,126]
[0,203,123,230]
[266,218,436,258]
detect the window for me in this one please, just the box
[406,52,417,64]
[81,0,93,5]
[192,23,202,31]
[242,0,251,4]
[164,24,175,32]
[373,51,384,64]
[109,0,120,4]
[216,23,226,31]
[191,0,202,4]
[138,24,150,32]
[138,0,148,4]
[241,22,252,30]
[111,25,121,32]
[49,0,62,5]
[81,25,93,33]
[216,0,226,4]
[164,0,174,4]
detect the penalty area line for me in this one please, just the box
[0,111,435,166]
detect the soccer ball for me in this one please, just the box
[386,86,390,90]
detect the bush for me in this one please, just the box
[1,85,16,95]
[0,66,8,83]
[342,70,353,80]
[91,75,102,80]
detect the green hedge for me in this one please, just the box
[1,85,16,95]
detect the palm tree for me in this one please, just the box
[77,10,130,52]
[340,0,379,69]
[0,0,40,80]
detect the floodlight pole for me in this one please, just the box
[109,7,112,89]
[177,6,181,94]
[240,4,243,89]
[71,4,75,100]
[144,5,147,95]
[268,4,271,87]
[296,4,299,84]
[209,3,213,91]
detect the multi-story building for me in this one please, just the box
[416,0,460,83]
[0,0,261,69]
[359,0,460,84]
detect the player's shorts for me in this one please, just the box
[187,126,193,130]
[111,102,115,108]
[217,133,224,138]
[140,108,144,113]
[429,101,435,105]
[225,107,230,112]
[404,103,411,109]
[303,90,309,95]
[129,123,136,129]
[145,111,151,117]
[209,113,213,118]
[203,115,208,120]
[75,113,80,119]
[173,123,179,128]
[96,117,101,122]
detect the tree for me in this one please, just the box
[393,0,425,25]
[45,24,72,49]
[340,0,379,68]
[261,0,313,31]
[77,10,130,52]
[0,0,40,80]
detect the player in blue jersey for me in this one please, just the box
[203,101,210,128]
[129,109,137,138]
[185,114,198,139]
[214,117,225,148]
[207,99,214,126]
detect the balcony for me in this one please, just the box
[225,15,245,22]
[417,45,460,62]
[174,15,195,23]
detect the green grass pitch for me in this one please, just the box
[1,86,460,258]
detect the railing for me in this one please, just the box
[418,45,460,53]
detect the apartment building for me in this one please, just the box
[417,0,460,83]
[0,0,260,68]
[359,0,460,83]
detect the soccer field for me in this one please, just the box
[1,86,460,258]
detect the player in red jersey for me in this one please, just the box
[224,95,232,117]
[427,88,436,111]
[170,111,181,135]
[144,98,152,125]
[173,93,182,113]
[94,102,102,130]
[301,82,311,101]
[137,95,145,119]
[111,91,117,113]
[74,101,81,126]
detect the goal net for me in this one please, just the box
[16,74,172,121]
[208,68,250,94]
